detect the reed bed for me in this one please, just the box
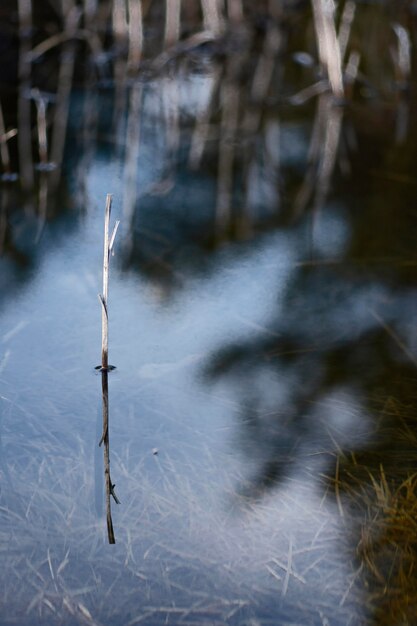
[1,0,413,226]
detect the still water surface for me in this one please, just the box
[1,35,417,626]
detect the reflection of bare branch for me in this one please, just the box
[28,29,102,61]
[216,61,240,237]
[189,66,221,169]
[293,93,343,219]
[312,97,343,212]
[0,102,17,177]
[243,24,281,136]
[344,50,360,92]
[36,172,48,243]
[33,90,49,167]
[50,7,81,190]
[162,76,180,177]
[17,0,34,190]
[123,84,142,234]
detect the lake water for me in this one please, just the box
[1,5,417,625]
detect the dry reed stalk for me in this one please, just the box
[392,23,411,144]
[311,0,344,98]
[99,194,120,371]
[17,0,34,190]
[127,0,143,72]
[32,90,48,167]
[112,0,128,43]
[164,0,181,48]
[243,24,281,136]
[0,102,17,178]
[83,0,98,30]
[201,0,222,35]
[344,50,360,96]
[227,0,243,22]
[392,23,411,85]
[98,193,120,544]
[32,89,51,240]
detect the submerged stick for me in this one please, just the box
[101,369,120,545]
[97,193,120,544]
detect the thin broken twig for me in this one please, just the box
[97,193,120,544]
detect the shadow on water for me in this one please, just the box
[1,1,417,625]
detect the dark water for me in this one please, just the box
[1,3,417,625]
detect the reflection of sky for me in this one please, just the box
[2,74,415,625]
[85,68,218,213]
[0,202,372,622]
[312,203,351,258]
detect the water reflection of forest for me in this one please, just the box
[1,1,417,624]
